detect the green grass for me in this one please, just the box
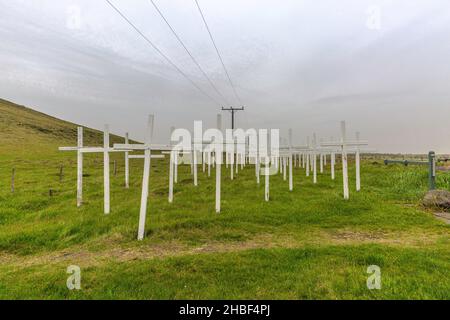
[0,99,449,299]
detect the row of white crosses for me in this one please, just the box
[59,125,130,214]
[60,115,234,240]
[59,118,164,220]
[60,117,368,241]
[168,114,246,213]
[276,121,369,200]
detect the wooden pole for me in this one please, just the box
[11,168,15,193]
[59,164,64,183]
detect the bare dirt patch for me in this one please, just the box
[433,212,450,224]
[1,231,447,270]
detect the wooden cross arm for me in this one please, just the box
[59,147,79,151]
[128,155,165,159]
[279,145,310,151]
[321,140,369,147]
[346,148,377,153]
[59,147,130,153]
[114,144,172,151]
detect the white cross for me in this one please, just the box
[59,125,129,214]
[113,115,168,241]
[124,132,130,189]
[321,121,368,199]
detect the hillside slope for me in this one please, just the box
[0,98,127,158]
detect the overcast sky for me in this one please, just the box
[1,0,450,153]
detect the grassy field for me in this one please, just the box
[0,99,449,300]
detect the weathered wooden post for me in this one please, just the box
[429,151,436,190]
[11,168,15,193]
[59,164,64,183]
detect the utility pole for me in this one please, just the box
[222,107,244,130]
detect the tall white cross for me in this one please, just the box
[114,115,167,240]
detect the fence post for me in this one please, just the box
[59,164,64,182]
[11,168,15,193]
[428,151,436,190]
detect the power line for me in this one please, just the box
[149,0,230,106]
[105,0,221,106]
[194,0,243,106]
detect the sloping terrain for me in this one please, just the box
[0,98,127,159]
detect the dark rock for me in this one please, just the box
[423,190,450,209]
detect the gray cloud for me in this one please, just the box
[1,0,449,153]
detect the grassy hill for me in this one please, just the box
[0,99,449,299]
[0,98,128,159]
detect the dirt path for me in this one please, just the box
[1,229,447,270]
